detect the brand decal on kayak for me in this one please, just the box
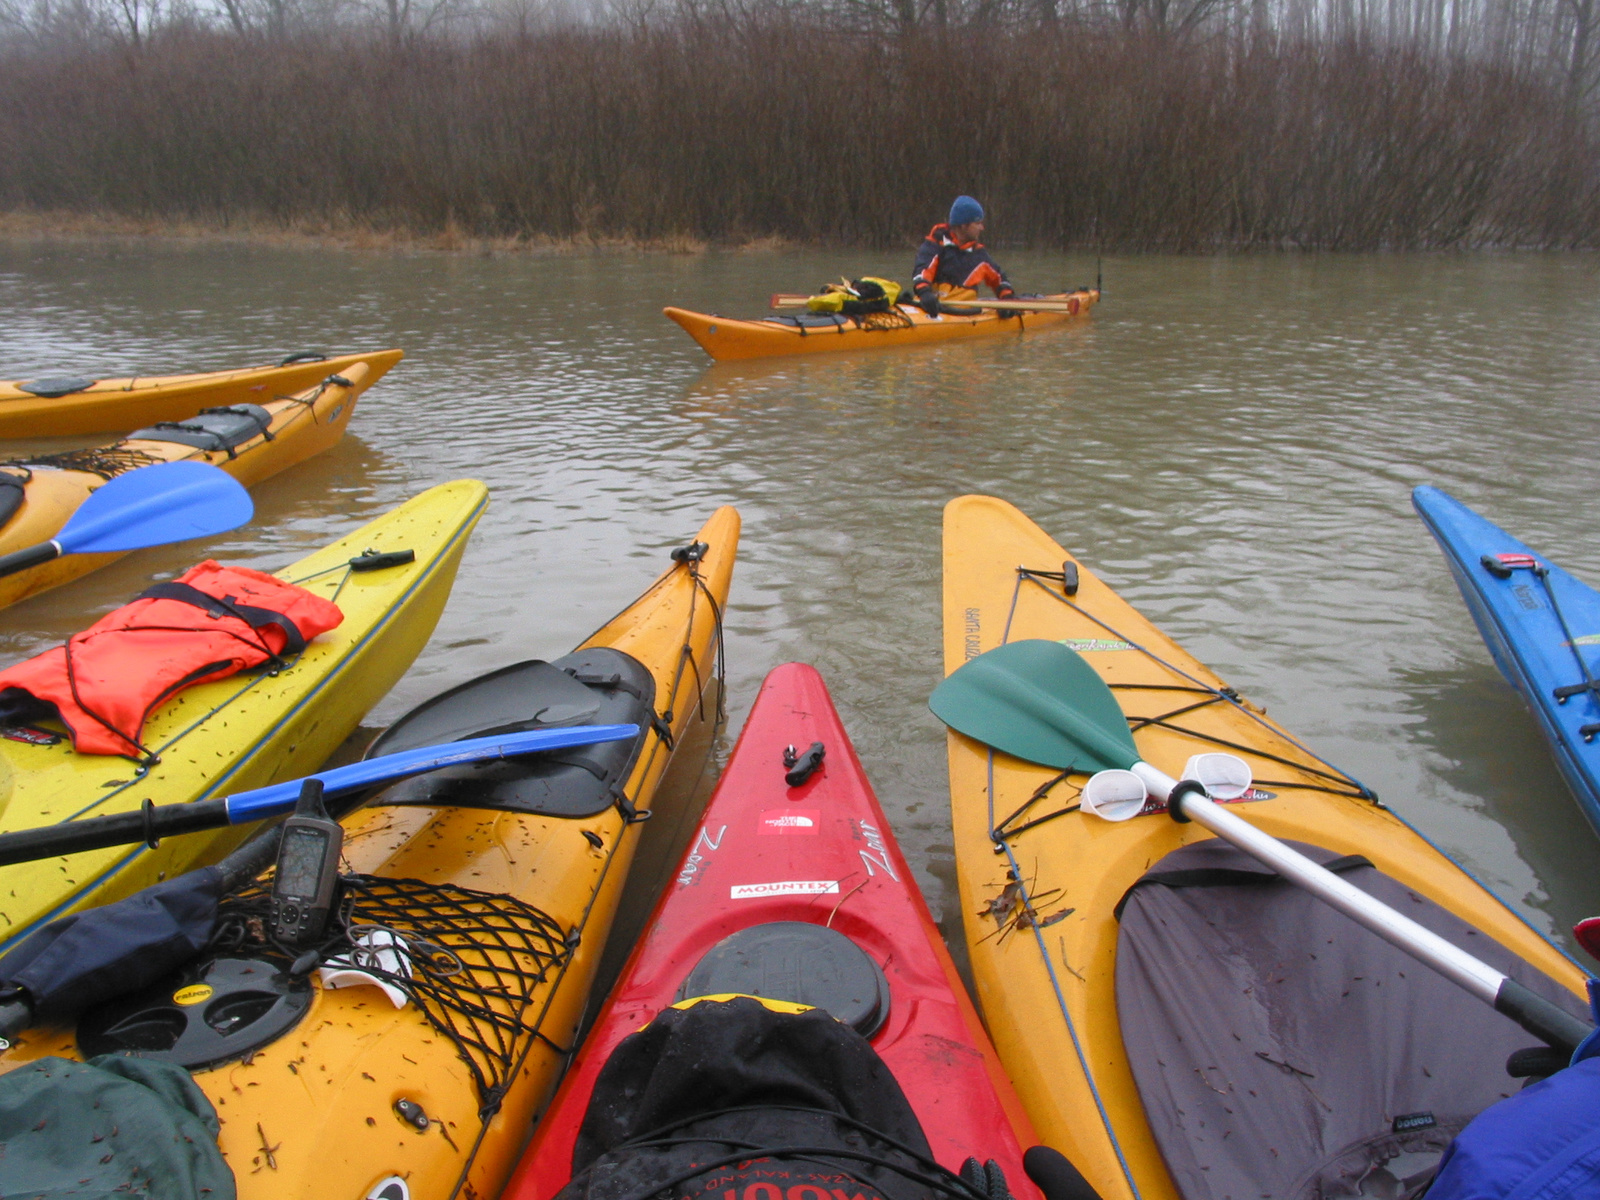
[1513,583,1541,611]
[759,809,819,835]
[964,608,982,661]
[730,880,839,899]
[1144,786,1275,816]
[1059,638,1133,652]
[2,726,62,746]
[853,819,899,881]
[1573,634,1600,646]
[677,824,727,887]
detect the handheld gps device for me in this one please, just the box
[270,778,344,947]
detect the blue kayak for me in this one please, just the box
[1413,485,1600,833]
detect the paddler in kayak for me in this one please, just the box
[912,196,1018,318]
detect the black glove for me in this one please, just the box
[996,290,1019,319]
[917,290,941,317]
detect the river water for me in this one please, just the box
[1,241,1598,969]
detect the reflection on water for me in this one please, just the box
[1,242,1598,956]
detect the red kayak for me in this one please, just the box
[508,662,1046,1200]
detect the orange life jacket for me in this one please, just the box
[0,561,343,758]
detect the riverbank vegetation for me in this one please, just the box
[0,0,1596,250]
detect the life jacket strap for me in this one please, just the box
[136,581,308,657]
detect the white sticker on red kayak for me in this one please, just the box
[759,809,819,835]
[730,880,839,899]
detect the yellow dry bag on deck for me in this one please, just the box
[805,277,904,315]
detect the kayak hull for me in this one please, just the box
[507,661,1042,1200]
[0,350,401,439]
[665,291,1096,361]
[0,351,401,609]
[0,478,485,954]
[941,494,1587,1200]
[1413,485,1600,833]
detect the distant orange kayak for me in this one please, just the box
[665,289,1097,361]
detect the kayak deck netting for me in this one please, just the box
[209,874,573,1107]
[942,495,1588,1200]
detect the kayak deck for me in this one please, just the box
[0,351,401,610]
[508,661,1042,1200]
[0,350,401,439]
[941,494,1588,1200]
[0,479,486,954]
[665,290,1096,361]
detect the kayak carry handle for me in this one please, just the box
[349,549,415,573]
[783,741,826,787]
[277,352,327,367]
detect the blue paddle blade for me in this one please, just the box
[929,639,1139,771]
[56,461,254,555]
[223,724,639,823]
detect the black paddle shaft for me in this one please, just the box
[0,798,230,867]
[0,541,60,579]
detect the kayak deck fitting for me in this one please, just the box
[664,290,1097,361]
[940,494,1588,1200]
[1414,485,1600,835]
[1,506,739,1200]
[0,352,402,610]
[0,351,402,440]
[0,479,487,956]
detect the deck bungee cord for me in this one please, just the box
[983,565,1374,850]
[1482,552,1600,739]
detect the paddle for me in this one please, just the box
[0,723,638,867]
[931,640,1594,1055]
[0,460,254,579]
[770,295,1082,314]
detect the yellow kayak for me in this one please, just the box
[941,494,1588,1200]
[0,350,402,439]
[3,504,738,1200]
[0,352,402,610]
[665,289,1096,361]
[0,479,486,956]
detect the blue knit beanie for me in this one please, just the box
[949,195,985,226]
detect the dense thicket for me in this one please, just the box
[0,15,1595,248]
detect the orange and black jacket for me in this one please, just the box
[911,224,1015,301]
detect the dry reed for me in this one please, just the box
[0,21,1593,250]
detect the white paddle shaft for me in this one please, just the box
[1136,762,1506,1002]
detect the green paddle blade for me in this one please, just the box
[930,639,1140,771]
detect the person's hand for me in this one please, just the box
[996,288,1019,318]
[918,291,941,317]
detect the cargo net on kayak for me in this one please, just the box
[987,565,1377,847]
[208,873,574,1117]
[1,445,161,480]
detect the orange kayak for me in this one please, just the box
[0,350,401,438]
[0,352,401,609]
[665,290,1097,361]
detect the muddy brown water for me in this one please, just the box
[2,243,1598,991]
